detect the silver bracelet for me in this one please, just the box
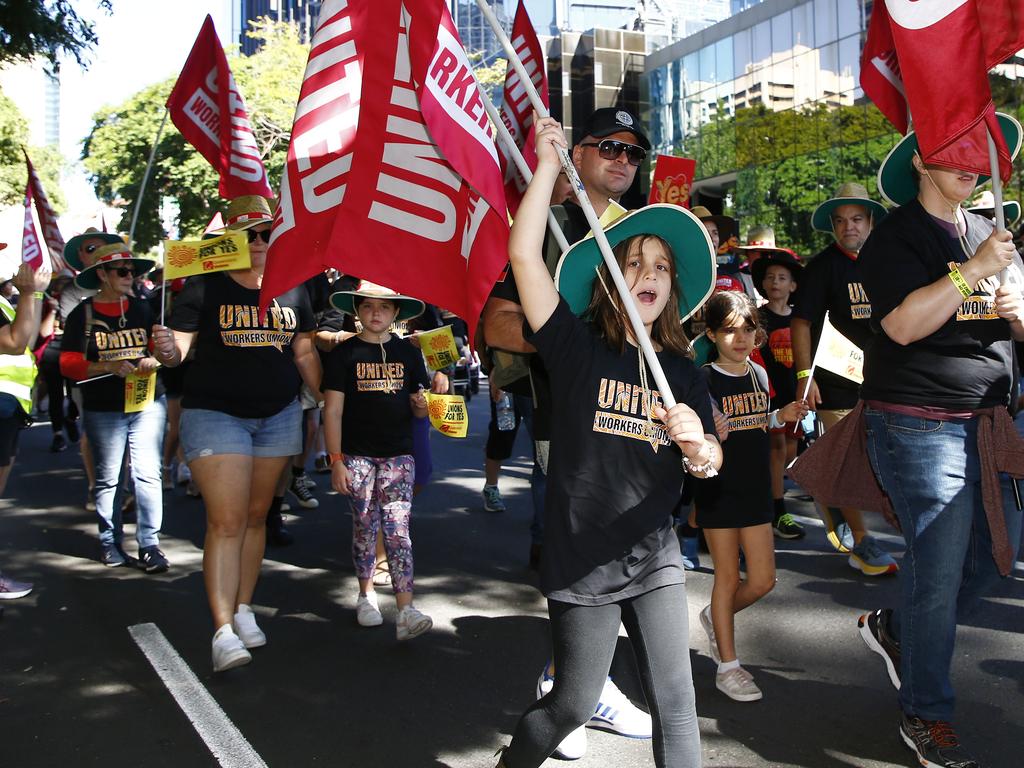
[682,441,718,477]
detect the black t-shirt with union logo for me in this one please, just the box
[169,272,315,418]
[322,335,430,458]
[759,307,796,405]
[791,242,874,409]
[526,298,715,606]
[63,297,165,412]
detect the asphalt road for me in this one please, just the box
[1,391,1021,768]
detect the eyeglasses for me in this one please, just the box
[104,266,135,277]
[248,229,271,244]
[580,139,647,167]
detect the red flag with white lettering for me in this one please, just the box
[862,1,1024,180]
[860,1,907,135]
[260,0,509,341]
[496,0,548,215]
[24,150,66,272]
[166,15,273,199]
[21,183,44,271]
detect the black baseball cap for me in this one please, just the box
[576,107,650,150]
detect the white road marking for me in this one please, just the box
[128,623,268,768]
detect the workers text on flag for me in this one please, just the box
[24,151,66,272]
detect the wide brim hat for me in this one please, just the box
[736,225,789,254]
[553,204,715,322]
[690,205,738,241]
[63,228,124,272]
[329,280,425,322]
[74,243,156,290]
[878,112,1023,207]
[750,250,802,299]
[223,195,274,231]
[811,182,887,232]
[967,192,1022,228]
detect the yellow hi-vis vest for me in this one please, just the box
[0,296,37,414]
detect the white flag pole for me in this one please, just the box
[476,83,571,254]
[128,107,170,250]
[474,0,679,408]
[794,311,827,434]
[986,127,1010,283]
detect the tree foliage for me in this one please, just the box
[0,0,111,71]
[0,88,65,210]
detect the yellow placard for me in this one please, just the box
[162,232,251,279]
[124,371,156,413]
[424,393,468,438]
[419,326,460,370]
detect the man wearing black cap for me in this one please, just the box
[481,106,653,759]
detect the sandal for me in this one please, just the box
[371,561,392,587]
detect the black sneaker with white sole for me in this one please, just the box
[139,546,170,574]
[900,714,979,768]
[858,608,901,690]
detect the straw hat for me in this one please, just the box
[222,196,274,231]
[554,204,716,322]
[74,243,156,290]
[737,225,789,253]
[878,112,1023,207]
[690,205,737,241]
[811,182,887,233]
[63,227,125,272]
[329,280,425,322]
[967,190,1022,227]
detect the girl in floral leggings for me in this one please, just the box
[322,282,433,641]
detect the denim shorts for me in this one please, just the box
[180,398,302,462]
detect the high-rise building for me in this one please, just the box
[235,0,322,53]
[451,0,511,61]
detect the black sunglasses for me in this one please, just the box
[580,139,647,167]
[248,229,271,244]
[104,266,135,277]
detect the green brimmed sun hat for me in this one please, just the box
[329,280,425,322]
[811,182,887,232]
[553,204,716,322]
[74,243,156,290]
[878,112,1023,207]
[63,227,125,272]
[967,190,1022,228]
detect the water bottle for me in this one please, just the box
[496,392,515,431]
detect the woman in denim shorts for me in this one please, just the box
[152,196,323,673]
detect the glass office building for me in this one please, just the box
[645,0,898,253]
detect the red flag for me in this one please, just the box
[862,1,1024,181]
[24,150,66,272]
[21,184,44,271]
[261,0,509,341]
[166,15,273,199]
[860,2,907,134]
[496,0,548,215]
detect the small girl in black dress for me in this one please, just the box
[695,291,808,702]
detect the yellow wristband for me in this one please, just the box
[796,369,811,380]
[33,292,44,300]
[948,267,972,299]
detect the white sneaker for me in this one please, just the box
[176,462,192,485]
[356,593,383,627]
[211,625,252,672]
[716,665,763,702]
[232,604,267,648]
[700,604,721,664]
[396,604,432,641]
[536,669,587,759]
[590,677,652,738]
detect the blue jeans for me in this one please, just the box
[864,407,1023,720]
[84,397,167,549]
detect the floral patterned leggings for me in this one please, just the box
[345,454,416,594]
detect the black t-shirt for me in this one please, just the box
[322,335,430,457]
[759,307,796,405]
[694,363,773,528]
[526,298,715,606]
[792,242,874,409]
[859,200,1021,410]
[63,297,165,412]
[169,272,315,418]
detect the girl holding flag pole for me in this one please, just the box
[495,116,718,768]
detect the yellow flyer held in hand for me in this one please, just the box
[163,232,251,279]
[124,372,156,413]
[418,326,460,370]
[425,393,468,438]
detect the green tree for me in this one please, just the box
[0,88,65,210]
[0,0,111,71]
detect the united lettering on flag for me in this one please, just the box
[496,0,548,215]
[862,0,1024,180]
[24,150,66,272]
[260,0,510,342]
[166,15,273,199]
[21,183,44,271]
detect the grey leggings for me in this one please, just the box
[503,583,701,767]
